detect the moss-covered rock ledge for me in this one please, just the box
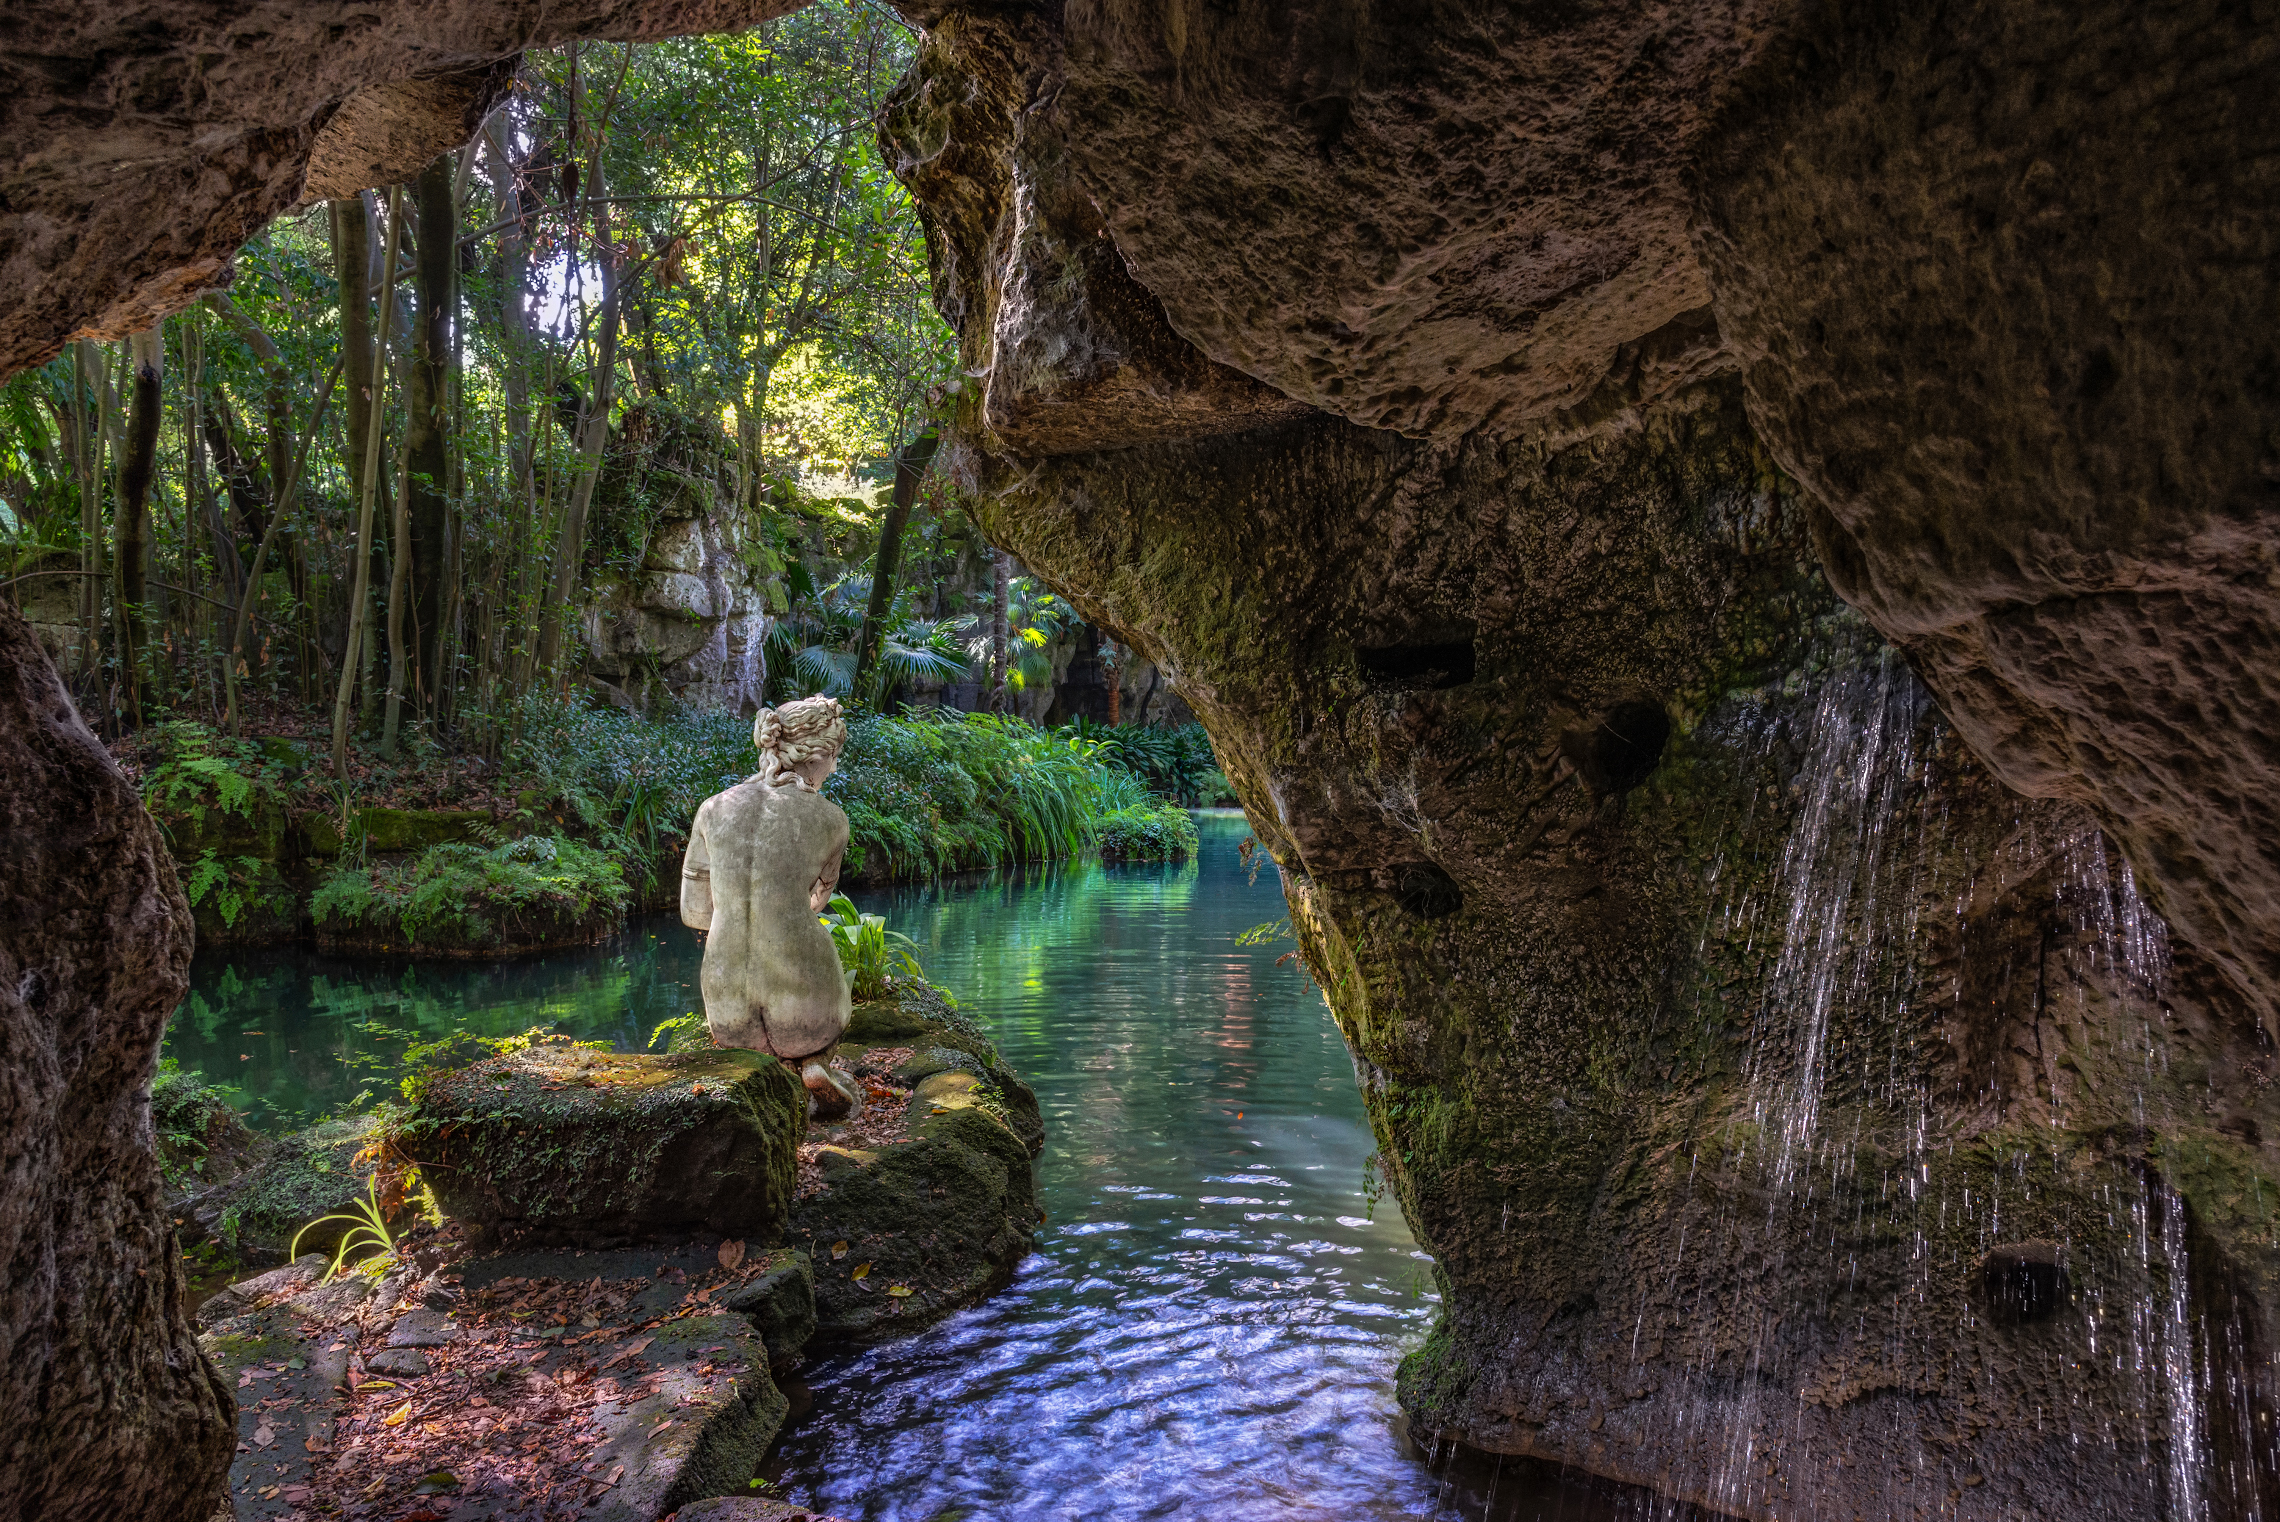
[392,1041,806,1249]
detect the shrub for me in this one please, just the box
[1095,802,1201,864]
[1062,719,1224,805]
[312,835,630,950]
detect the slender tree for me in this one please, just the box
[405,151,458,705]
[114,327,162,722]
[332,187,404,779]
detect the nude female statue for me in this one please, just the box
[680,695,862,1117]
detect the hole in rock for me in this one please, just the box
[1562,700,1670,797]
[1394,862,1464,920]
[1356,639,1476,691]
[1981,1242,2068,1325]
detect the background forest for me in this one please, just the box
[0,1,1230,955]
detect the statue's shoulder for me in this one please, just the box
[696,777,766,820]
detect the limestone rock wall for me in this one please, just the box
[579,407,775,714]
[880,6,2280,1515]
[956,376,2280,1519]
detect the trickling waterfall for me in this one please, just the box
[1741,655,1932,1200]
[1633,650,2232,1522]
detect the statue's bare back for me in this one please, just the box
[679,695,859,1115]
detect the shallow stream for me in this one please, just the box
[175,811,1669,1521]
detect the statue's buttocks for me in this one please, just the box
[681,778,851,1061]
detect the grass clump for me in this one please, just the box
[1096,802,1201,863]
[312,835,630,951]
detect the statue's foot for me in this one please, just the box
[802,1059,862,1122]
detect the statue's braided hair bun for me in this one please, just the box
[753,695,848,789]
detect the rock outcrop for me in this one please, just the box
[0,601,235,1522]
[875,10,2280,1517]
[581,401,776,714]
[0,0,809,378]
[394,1042,807,1249]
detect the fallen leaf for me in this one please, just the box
[717,1238,746,1271]
[850,1263,870,1280]
[887,1284,913,1298]
[602,1336,655,1369]
[830,1240,849,1260]
[359,1380,396,1391]
[383,1401,414,1427]
[252,1424,275,1446]
[605,1464,625,1487]
[236,1370,253,1389]
[259,1484,280,1500]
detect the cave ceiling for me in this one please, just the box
[5,0,2278,1024]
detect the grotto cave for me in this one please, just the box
[4,1,2279,1519]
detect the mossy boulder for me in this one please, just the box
[719,1248,817,1367]
[394,1042,804,1249]
[845,976,1044,1154]
[183,1114,395,1265]
[159,792,291,860]
[296,806,494,858]
[791,1090,1038,1346]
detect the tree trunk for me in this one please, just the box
[330,196,377,521]
[853,425,940,703]
[537,161,620,676]
[71,341,102,681]
[381,440,412,757]
[0,600,236,1522]
[989,549,1010,712]
[114,328,162,723]
[332,187,404,780]
[405,152,456,711]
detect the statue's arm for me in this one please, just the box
[809,811,847,914]
[681,813,714,931]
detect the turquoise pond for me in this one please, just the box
[173,811,1670,1521]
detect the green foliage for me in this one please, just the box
[828,710,1121,879]
[288,1174,401,1282]
[151,1057,250,1188]
[311,835,630,949]
[1063,720,1226,806]
[141,719,284,833]
[766,570,968,706]
[821,893,923,1000]
[1095,803,1201,864]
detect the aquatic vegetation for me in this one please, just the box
[821,893,924,999]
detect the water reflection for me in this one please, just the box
[774,813,1663,1521]
[174,812,1676,1519]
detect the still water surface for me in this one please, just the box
[174,812,1658,1521]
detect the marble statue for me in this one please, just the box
[681,694,861,1117]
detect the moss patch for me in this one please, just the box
[394,1041,804,1248]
